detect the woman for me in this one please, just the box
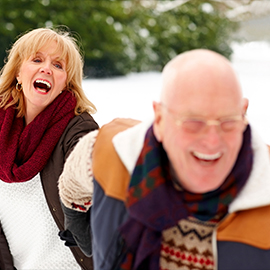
[0,28,98,270]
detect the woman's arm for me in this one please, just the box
[59,127,99,257]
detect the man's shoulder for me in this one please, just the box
[92,118,141,201]
[217,204,270,249]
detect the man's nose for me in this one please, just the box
[202,124,222,146]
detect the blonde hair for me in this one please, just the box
[0,27,96,117]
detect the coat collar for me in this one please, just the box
[113,121,270,212]
[229,127,270,212]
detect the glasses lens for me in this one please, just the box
[182,119,205,133]
[220,119,240,131]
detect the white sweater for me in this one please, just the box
[0,173,80,270]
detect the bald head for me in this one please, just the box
[160,49,243,109]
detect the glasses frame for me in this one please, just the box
[160,103,247,133]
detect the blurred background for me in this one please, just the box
[1,0,270,142]
[1,0,269,77]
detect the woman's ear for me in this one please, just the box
[16,72,21,83]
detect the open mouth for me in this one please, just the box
[193,151,222,162]
[34,79,51,94]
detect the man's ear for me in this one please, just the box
[152,101,164,142]
[242,98,249,115]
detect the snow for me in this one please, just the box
[232,41,270,144]
[83,41,270,144]
[83,72,162,126]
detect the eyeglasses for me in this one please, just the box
[161,103,246,133]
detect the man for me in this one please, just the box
[59,49,270,270]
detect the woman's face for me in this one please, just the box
[16,41,67,124]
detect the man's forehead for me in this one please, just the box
[162,55,242,104]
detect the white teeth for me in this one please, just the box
[38,89,47,93]
[35,79,51,89]
[193,151,222,161]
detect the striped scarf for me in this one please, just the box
[119,125,253,270]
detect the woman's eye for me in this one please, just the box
[54,63,63,69]
[33,58,41,63]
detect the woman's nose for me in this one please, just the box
[40,62,52,75]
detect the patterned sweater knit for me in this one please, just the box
[160,217,216,270]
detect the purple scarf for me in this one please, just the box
[119,125,253,269]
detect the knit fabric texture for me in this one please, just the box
[0,90,76,183]
[119,125,253,269]
[160,217,216,270]
[59,129,99,212]
[0,174,81,269]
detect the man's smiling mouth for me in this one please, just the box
[193,151,222,161]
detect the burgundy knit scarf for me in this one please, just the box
[119,125,253,270]
[0,90,76,183]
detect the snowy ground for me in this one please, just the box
[83,41,270,144]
